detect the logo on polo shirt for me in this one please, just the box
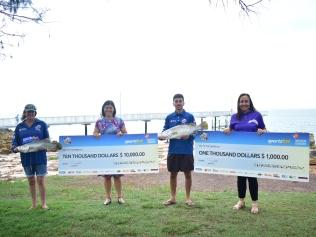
[22,136,39,144]
[248,119,258,125]
[35,125,42,131]
[19,128,27,132]
[181,118,187,124]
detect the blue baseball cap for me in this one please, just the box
[24,104,37,112]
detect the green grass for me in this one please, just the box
[48,156,58,160]
[1,176,316,237]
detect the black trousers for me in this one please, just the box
[237,176,258,201]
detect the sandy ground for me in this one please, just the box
[0,152,59,180]
[123,167,316,192]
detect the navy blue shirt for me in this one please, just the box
[163,110,195,155]
[229,111,265,132]
[12,119,49,167]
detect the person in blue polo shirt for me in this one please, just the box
[224,93,267,214]
[159,94,195,206]
[12,104,50,209]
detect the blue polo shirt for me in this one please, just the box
[229,111,265,132]
[12,119,49,167]
[162,110,195,155]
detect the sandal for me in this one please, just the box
[163,199,176,206]
[103,198,112,206]
[41,205,49,210]
[251,203,259,214]
[233,200,245,210]
[185,200,194,206]
[117,197,125,204]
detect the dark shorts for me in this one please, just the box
[167,154,194,172]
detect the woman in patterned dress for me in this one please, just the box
[93,100,127,205]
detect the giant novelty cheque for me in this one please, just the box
[194,131,310,182]
[58,134,159,175]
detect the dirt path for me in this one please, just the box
[124,167,316,192]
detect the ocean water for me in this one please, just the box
[47,109,316,140]
[264,109,316,135]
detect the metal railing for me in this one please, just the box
[0,111,233,128]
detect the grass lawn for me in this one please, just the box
[1,176,316,237]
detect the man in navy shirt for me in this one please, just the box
[12,104,50,209]
[159,94,195,206]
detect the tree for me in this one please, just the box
[0,0,265,59]
[0,0,46,59]
[209,0,266,15]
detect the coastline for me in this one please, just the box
[1,143,316,182]
[0,142,169,181]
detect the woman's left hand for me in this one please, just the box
[116,131,124,136]
[257,128,266,135]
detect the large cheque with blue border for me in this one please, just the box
[58,134,159,175]
[194,131,309,182]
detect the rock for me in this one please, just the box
[0,129,13,154]
[0,143,169,180]
[309,134,316,165]
[310,133,316,149]
[310,149,316,165]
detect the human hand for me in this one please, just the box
[116,131,124,136]
[93,132,101,138]
[223,128,231,135]
[257,129,266,135]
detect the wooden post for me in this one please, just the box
[83,124,90,136]
[144,120,150,134]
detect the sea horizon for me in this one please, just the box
[37,109,316,141]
